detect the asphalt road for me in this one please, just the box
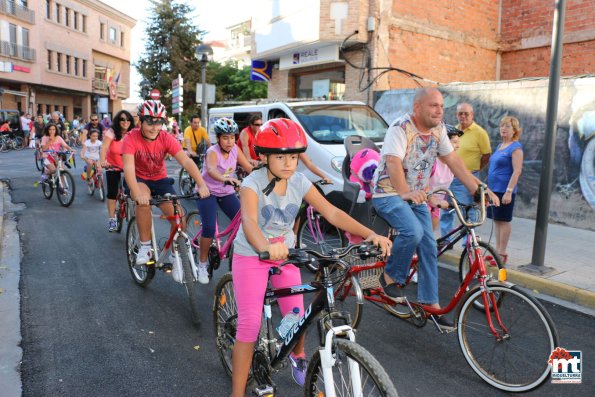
[1,149,593,397]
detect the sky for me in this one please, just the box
[101,0,255,101]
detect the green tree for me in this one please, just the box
[136,0,205,115]
[208,62,268,102]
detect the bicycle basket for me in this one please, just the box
[344,253,384,290]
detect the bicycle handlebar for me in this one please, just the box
[430,185,487,228]
[148,192,199,206]
[258,242,384,265]
[313,179,333,186]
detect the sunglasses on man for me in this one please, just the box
[144,117,165,126]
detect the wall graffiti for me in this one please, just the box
[374,76,595,231]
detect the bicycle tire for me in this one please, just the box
[457,283,559,392]
[13,136,25,151]
[98,175,105,202]
[41,179,54,199]
[57,171,76,207]
[126,217,155,287]
[227,244,234,272]
[296,209,346,272]
[115,197,124,233]
[459,241,504,311]
[186,210,202,260]
[315,263,364,330]
[213,273,237,377]
[305,338,399,397]
[34,150,43,171]
[179,168,194,196]
[178,235,201,327]
[459,241,503,282]
[86,176,95,196]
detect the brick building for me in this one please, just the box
[0,0,135,120]
[251,0,595,103]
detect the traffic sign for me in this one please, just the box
[150,89,161,100]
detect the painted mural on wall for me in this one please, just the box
[374,77,595,231]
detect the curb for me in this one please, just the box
[440,252,595,310]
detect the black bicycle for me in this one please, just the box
[213,243,398,397]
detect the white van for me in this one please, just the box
[208,101,388,206]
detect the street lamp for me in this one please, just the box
[195,44,213,126]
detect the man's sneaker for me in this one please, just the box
[108,218,117,232]
[288,354,307,386]
[432,315,456,331]
[197,265,209,284]
[136,244,153,265]
[378,273,405,303]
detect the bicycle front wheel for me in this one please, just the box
[35,150,43,171]
[297,210,345,272]
[305,338,399,397]
[57,171,76,207]
[457,283,559,392]
[126,217,155,287]
[213,273,237,377]
[41,178,54,199]
[114,196,124,233]
[13,136,25,151]
[98,175,105,202]
[179,168,194,196]
[178,236,201,327]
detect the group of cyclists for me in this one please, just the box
[32,93,497,396]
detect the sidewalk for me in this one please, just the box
[438,216,595,310]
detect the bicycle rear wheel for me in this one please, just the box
[305,338,399,397]
[13,136,25,151]
[457,283,558,392]
[97,175,105,201]
[178,236,201,327]
[213,273,237,377]
[126,217,155,287]
[57,171,76,207]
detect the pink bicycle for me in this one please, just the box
[185,208,242,279]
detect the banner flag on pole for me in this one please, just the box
[250,60,273,82]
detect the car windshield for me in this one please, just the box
[291,104,388,143]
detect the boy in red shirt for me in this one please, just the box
[122,100,210,264]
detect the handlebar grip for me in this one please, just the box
[258,251,270,260]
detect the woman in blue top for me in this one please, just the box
[487,116,524,264]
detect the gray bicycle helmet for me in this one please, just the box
[445,124,464,138]
[213,118,238,137]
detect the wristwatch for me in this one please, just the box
[506,187,513,193]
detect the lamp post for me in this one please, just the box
[195,44,213,127]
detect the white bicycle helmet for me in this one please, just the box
[139,100,167,119]
[213,118,238,137]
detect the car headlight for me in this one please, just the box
[331,156,344,174]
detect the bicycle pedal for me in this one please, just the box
[160,263,173,273]
[252,385,275,397]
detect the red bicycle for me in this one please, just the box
[328,186,559,392]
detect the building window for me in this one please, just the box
[46,0,51,19]
[22,28,29,47]
[109,27,116,43]
[56,3,60,23]
[82,15,87,32]
[74,57,78,76]
[64,7,69,26]
[100,22,105,39]
[9,24,17,56]
[120,31,125,47]
[56,52,61,72]
[82,59,87,77]
[20,0,28,7]
[66,55,70,74]
[74,11,78,30]
[47,50,52,70]
[63,106,67,117]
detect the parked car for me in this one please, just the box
[208,101,388,206]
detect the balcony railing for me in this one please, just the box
[0,40,36,61]
[0,0,35,24]
[92,79,128,97]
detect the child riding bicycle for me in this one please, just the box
[194,117,253,284]
[230,118,392,397]
[122,100,210,265]
[80,127,102,181]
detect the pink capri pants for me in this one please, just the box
[232,254,305,343]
